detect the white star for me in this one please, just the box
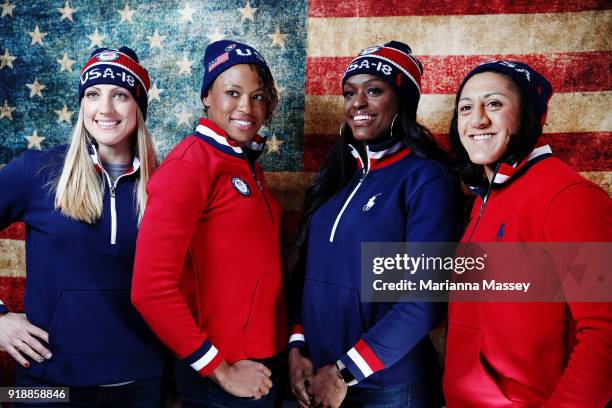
[266,134,284,154]
[0,100,16,120]
[206,27,225,43]
[117,2,136,23]
[237,0,257,23]
[175,108,193,127]
[178,3,196,23]
[148,81,164,102]
[54,103,74,124]
[176,54,194,75]
[25,130,45,150]
[276,86,285,98]
[57,1,77,22]
[268,26,287,48]
[146,29,166,49]
[1,0,16,18]
[87,29,107,49]
[0,48,16,70]
[153,138,165,150]
[56,52,76,73]
[28,25,48,45]
[25,79,46,98]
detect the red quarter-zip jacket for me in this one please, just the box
[444,146,612,407]
[132,118,287,377]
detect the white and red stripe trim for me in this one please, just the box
[190,344,220,371]
[81,51,150,91]
[346,339,384,378]
[195,118,266,155]
[348,142,410,172]
[288,324,306,345]
[493,144,552,186]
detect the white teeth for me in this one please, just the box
[472,133,493,141]
[97,120,119,126]
[232,119,253,127]
[354,115,373,121]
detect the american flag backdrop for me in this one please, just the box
[1,0,611,382]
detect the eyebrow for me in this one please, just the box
[459,91,506,102]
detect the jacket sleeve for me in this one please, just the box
[0,152,29,314]
[542,182,612,407]
[287,244,307,349]
[338,174,463,383]
[131,157,223,377]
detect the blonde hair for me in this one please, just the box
[54,106,158,224]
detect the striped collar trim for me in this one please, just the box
[348,141,410,172]
[469,144,553,196]
[88,143,140,176]
[194,118,266,159]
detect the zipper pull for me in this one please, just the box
[109,184,116,197]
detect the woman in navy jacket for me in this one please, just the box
[288,41,463,407]
[0,46,163,407]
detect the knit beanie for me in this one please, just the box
[200,40,271,99]
[342,41,423,117]
[79,46,150,119]
[455,60,553,131]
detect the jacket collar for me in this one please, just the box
[88,143,140,177]
[348,136,411,173]
[194,118,266,160]
[469,144,553,196]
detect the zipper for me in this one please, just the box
[465,162,501,243]
[329,145,370,243]
[246,159,275,224]
[102,171,130,246]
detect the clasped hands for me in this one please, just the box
[289,348,348,408]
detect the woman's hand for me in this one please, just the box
[0,313,51,368]
[209,359,273,399]
[309,364,347,408]
[289,347,314,407]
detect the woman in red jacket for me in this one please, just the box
[132,40,287,407]
[444,61,612,406]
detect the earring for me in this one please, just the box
[390,113,399,139]
[339,122,347,139]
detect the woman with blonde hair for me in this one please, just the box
[0,46,163,407]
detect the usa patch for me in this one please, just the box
[97,51,120,62]
[231,177,250,196]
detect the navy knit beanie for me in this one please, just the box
[200,40,271,99]
[456,60,553,131]
[79,46,150,119]
[342,41,423,118]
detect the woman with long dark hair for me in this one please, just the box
[443,60,612,407]
[288,41,463,407]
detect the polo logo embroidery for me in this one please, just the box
[231,177,250,196]
[363,193,381,211]
[496,223,506,240]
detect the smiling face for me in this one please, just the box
[82,84,138,162]
[202,64,268,146]
[457,71,521,180]
[342,74,399,143]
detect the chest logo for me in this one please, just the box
[231,177,250,197]
[496,223,506,240]
[363,193,381,211]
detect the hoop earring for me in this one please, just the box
[390,113,399,139]
[339,122,347,140]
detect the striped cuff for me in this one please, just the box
[288,324,306,349]
[184,339,224,377]
[339,339,384,383]
[0,299,8,314]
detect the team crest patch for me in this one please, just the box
[231,177,250,196]
[97,51,120,62]
[359,46,380,56]
[225,44,237,52]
